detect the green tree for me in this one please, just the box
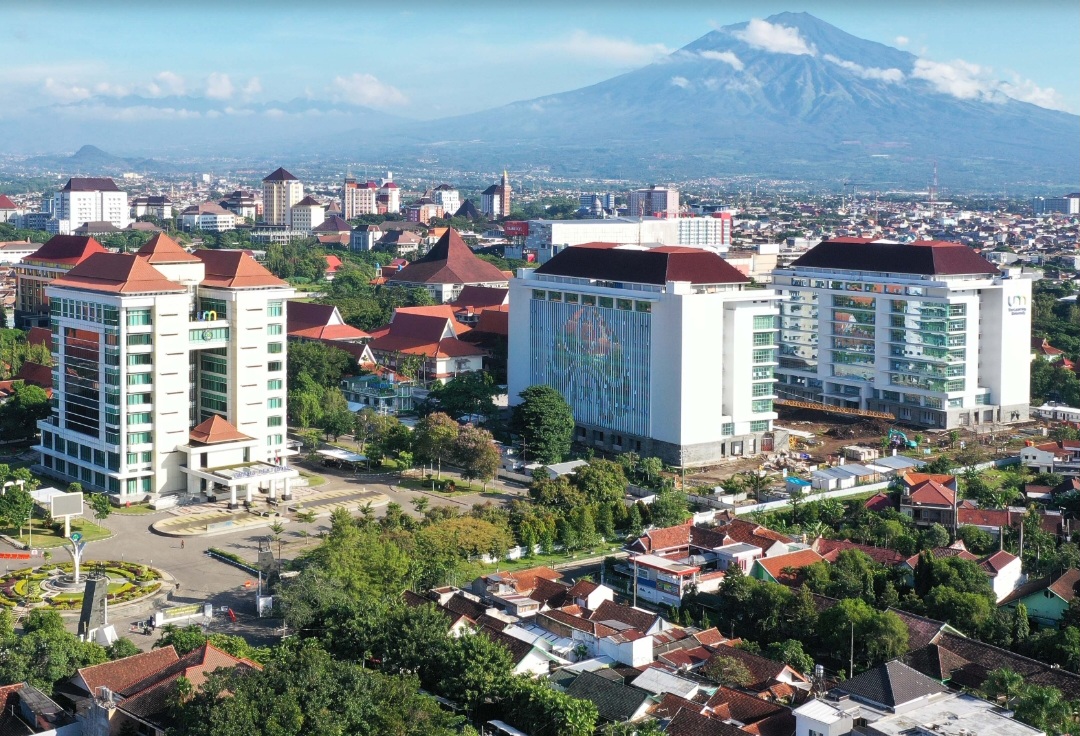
[571,459,627,505]
[88,492,112,521]
[530,474,587,509]
[288,372,326,428]
[981,667,1026,708]
[0,609,107,693]
[703,656,754,687]
[427,371,499,420]
[319,388,354,441]
[764,639,815,675]
[437,632,514,713]
[413,412,459,478]
[0,381,51,439]
[106,637,142,660]
[0,482,35,538]
[502,676,599,736]
[287,340,356,389]
[638,457,664,487]
[649,491,690,527]
[512,385,574,464]
[1013,684,1074,735]
[452,425,500,486]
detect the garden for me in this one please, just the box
[0,560,163,610]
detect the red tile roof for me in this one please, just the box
[978,550,1018,575]
[487,565,563,593]
[195,249,287,288]
[0,195,17,209]
[812,538,905,566]
[77,646,180,695]
[53,253,186,294]
[24,235,106,266]
[473,308,509,336]
[263,167,297,181]
[706,684,788,722]
[1000,568,1080,606]
[63,177,120,192]
[589,600,660,632]
[189,415,253,445]
[666,708,748,736]
[906,479,956,507]
[452,285,509,310]
[14,361,51,390]
[387,228,507,285]
[26,327,53,350]
[753,549,825,585]
[136,232,201,264]
[863,493,896,512]
[287,301,370,341]
[536,242,750,286]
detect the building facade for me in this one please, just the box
[262,167,303,226]
[179,203,236,232]
[35,234,295,502]
[432,185,461,217]
[343,180,379,218]
[14,235,107,329]
[50,178,129,235]
[677,213,731,251]
[288,196,325,233]
[772,238,1032,429]
[508,243,783,467]
[628,186,679,218]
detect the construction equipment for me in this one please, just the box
[888,429,918,449]
[774,398,895,420]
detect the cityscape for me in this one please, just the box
[0,4,1079,736]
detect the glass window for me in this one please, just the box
[126,309,152,326]
[598,296,613,309]
[752,382,772,397]
[268,416,283,427]
[268,397,283,409]
[127,373,153,386]
[565,293,579,304]
[267,342,283,354]
[127,353,152,366]
[721,423,734,436]
[753,332,773,346]
[268,361,283,372]
[268,323,283,335]
[635,301,652,313]
[616,299,632,311]
[547,291,562,302]
[753,315,776,329]
[581,295,596,306]
[127,431,153,445]
[127,412,152,425]
[127,333,152,346]
[268,379,283,391]
[751,399,773,413]
[750,420,770,432]
[752,349,776,364]
[267,301,283,317]
[127,393,151,405]
[532,289,546,300]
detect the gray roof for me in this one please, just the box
[836,661,947,709]
[871,455,926,470]
[564,670,651,722]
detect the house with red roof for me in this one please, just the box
[899,473,958,527]
[1021,439,1080,475]
[68,643,260,735]
[0,194,19,222]
[385,228,508,302]
[750,548,826,586]
[366,305,485,382]
[286,300,370,344]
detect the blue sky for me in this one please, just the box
[3,0,1078,118]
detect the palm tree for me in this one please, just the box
[739,471,772,502]
[981,668,1025,709]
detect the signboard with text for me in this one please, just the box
[503,221,529,237]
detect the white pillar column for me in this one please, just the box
[229,485,237,508]
[268,479,277,501]
[245,484,253,504]
[282,476,291,500]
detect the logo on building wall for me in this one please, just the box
[1007,295,1027,317]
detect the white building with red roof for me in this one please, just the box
[49,177,129,235]
[366,305,484,382]
[773,238,1032,429]
[509,242,783,467]
[14,234,108,328]
[35,233,295,502]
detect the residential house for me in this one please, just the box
[563,670,653,724]
[286,301,370,345]
[977,550,1025,602]
[450,285,509,326]
[750,549,826,586]
[705,644,811,695]
[811,539,906,567]
[898,473,958,527]
[70,644,261,736]
[1021,439,1080,475]
[999,568,1080,627]
[794,661,1039,736]
[0,681,75,733]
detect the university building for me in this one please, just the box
[508,243,783,467]
[35,234,297,504]
[772,238,1032,429]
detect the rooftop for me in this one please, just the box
[789,239,1000,276]
[263,167,298,182]
[836,660,947,709]
[53,253,186,294]
[62,177,120,192]
[189,415,253,445]
[24,234,106,266]
[865,692,1043,736]
[386,228,507,286]
[534,242,749,286]
[195,249,287,288]
[136,232,201,264]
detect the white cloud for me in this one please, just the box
[241,77,262,98]
[205,72,234,100]
[824,54,904,83]
[670,76,690,88]
[894,36,910,47]
[50,104,202,121]
[155,71,186,96]
[698,50,744,71]
[733,19,816,56]
[912,58,1068,111]
[93,82,132,97]
[539,30,672,67]
[42,78,91,102]
[331,73,408,108]
[264,108,285,118]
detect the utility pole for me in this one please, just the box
[849,621,854,678]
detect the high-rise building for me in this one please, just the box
[508,243,783,466]
[379,177,401,214]
[50,178,129,235]
[772,238,1032,429]
[15,235,108,329]
[628,185,679,218]
[262,167,303,226]
[1032,193,1080,215]
[343,179,379,218]
[482,171,512,218]
[36,233,297,504]
[432,184,461,217]
[288,196,325,233]
[677,213,732,252]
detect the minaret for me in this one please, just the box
[498,170,512,218]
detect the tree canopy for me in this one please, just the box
[512,385,574,465]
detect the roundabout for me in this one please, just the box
[0,560,164,611]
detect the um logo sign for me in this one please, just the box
[1007,294,1028,316]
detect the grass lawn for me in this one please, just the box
[481,543,624,573]
[0,518,113,549]
[112,503,159,515]
[399,478,492,497]
[298,470,326,487]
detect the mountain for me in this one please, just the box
[353,12,1079,188]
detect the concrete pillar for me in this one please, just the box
[268,479,277,501]
[229,485,237,509]
[244,484,252,504]
[282,476,292,500]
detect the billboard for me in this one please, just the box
[503,221,529,237]
[51,491,84,518]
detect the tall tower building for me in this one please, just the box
[51,178,129,235]
[36,233,297,505]
[629,185,679,218]
[497,170,512,218]
[261,167,303,226]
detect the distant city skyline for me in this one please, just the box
[2,0,1077,125]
